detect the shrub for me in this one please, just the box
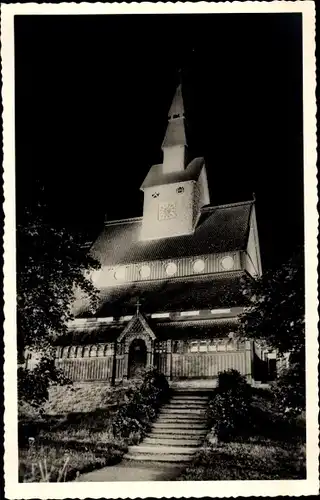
[272,363,305,419]
[109,369,170,442]
[207,369,252,441]
[177,440,306,480]
[18,357,71,408]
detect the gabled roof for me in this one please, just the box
[118,313,156,342]
[90,201,253,266]
[77,271,246,318]
[140,157,204,190]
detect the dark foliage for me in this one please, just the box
[17,192,100,359]
[238,250,305,416]
[207,370,252,441]
[239,250,304,358]
[178,441,306,481]
[18,357,71,408]
[271,363,306,419]
[180,387,306,481]
[110,369,170,441]
[19,440,125,482]
[17,189,101,406]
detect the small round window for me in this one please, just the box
[114,267,126,281]
[193,259,205,273]
[140,265,151,278]
[165,262,177,276]
[220,256,234,271]
[176,186,184,194]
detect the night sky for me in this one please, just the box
[15,13,303,270]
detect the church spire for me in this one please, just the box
[167,83,185,121]
[161,82,187,173]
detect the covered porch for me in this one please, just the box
[53,312,254,386]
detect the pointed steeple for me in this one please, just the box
[161,82,187,173]
[168,83,185,121]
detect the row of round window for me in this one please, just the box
[114,256,234,281]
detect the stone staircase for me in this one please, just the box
[125,390,209,462]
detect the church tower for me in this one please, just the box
[140,82,210,241]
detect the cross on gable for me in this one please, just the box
[135,299,141,315]
[118,311,156,343]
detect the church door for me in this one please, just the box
[128,339,147,379]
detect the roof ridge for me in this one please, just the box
[201,199,254,213]
[104,216,142,226]
[156,317,238,327]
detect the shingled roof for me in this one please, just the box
[76,271,246,318]
[55,316,238,346]
[90,201,253,266]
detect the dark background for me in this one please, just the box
[15,13,303,270]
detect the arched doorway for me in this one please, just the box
[128,338,147,379]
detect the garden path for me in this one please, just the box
[76,459,185,481]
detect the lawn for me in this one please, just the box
[18,408,128,482]
[19,441,125,482]
[177,440,306,481]
[18,371,170,482]
[176,388,306,481]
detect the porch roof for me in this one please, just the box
[55,316,238,346]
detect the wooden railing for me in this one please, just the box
[171,351,247,379]
[55,356,114,382]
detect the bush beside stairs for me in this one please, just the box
[125,390,209,463]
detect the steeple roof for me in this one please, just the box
[168,84,184,119]
[162,83,187,149]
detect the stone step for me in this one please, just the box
[157,413,205,425]
[172,390,211,395]
[163,405,206,409]
[169,400,208,406]
[160,409,206,415]
[128,445,197,455]
[143,437,201,447]
[161,408,206,415]
[165,399,208,408]
[149,429,206,438]
[171,395,209,400]
[125,453,194,462]
[152,422,206,430]
[158,412,205,418]
[164,402,207,408]
[157,414,205,420]
[148,430,204,439]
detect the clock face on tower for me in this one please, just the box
[158,202,177,221]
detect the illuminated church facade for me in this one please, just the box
[47,82,275,387]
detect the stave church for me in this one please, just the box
[38,81,276,388]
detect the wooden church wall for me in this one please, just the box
[55,356,114,382]
[51,339,253,383]
[171,351,247,379]
[54,343,114,382]
[169,339,252,379]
